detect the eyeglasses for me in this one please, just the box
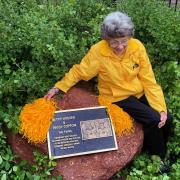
[108,38,129,48]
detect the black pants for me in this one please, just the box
[114,95,172,159]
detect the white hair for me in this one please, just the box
[101,11,134,39]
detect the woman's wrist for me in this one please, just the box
[53,87,60,93]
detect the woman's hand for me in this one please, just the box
[44,87,60,100]
[158,111,167,128]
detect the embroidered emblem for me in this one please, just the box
[133,63,139,70]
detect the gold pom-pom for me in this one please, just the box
[19,98,56,144]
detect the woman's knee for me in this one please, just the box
[149,111,172,128]
[165,111,173,126]
[149,111,172,126]
[145,110,160,126]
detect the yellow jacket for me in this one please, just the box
[55,38,167,112]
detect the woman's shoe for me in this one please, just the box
[159,160,171,174]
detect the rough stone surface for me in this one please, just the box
[6,82,143,180]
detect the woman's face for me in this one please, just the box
[108,36,129,55]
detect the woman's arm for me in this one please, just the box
[137,42,167,113]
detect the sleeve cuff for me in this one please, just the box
[54,82,69,93]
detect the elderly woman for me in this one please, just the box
[45,11,171,171]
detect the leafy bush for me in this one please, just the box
[0,123,61,180]
[116,153,180,180]
[116,0,180,64]
[0,0,112,125]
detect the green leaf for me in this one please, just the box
[5,162,10,171]
[13,80,19,84]
[162,175,170,180]
[33,175,40,180]
[4,69,11,75]
[26,172,32,179]
[52,161,57,166]
[18,172,25,180]
[56,176,63,180]
[0,155,3,164]
[12,166,18,172]
[1,174,7,180]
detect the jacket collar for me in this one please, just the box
[100,40,115,57]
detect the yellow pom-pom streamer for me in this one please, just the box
[98,96,134,136]
[19,98,56,144]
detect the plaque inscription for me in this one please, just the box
[47,106,118,159]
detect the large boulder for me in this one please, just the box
[6,82,143,180]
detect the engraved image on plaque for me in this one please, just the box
[81,118,112,140]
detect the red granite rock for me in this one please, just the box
[6,82,143,180]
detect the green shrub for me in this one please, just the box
[116,153,180,180]
[116,0,180,64]
[0,122,61,180]
[0,0,112,124]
